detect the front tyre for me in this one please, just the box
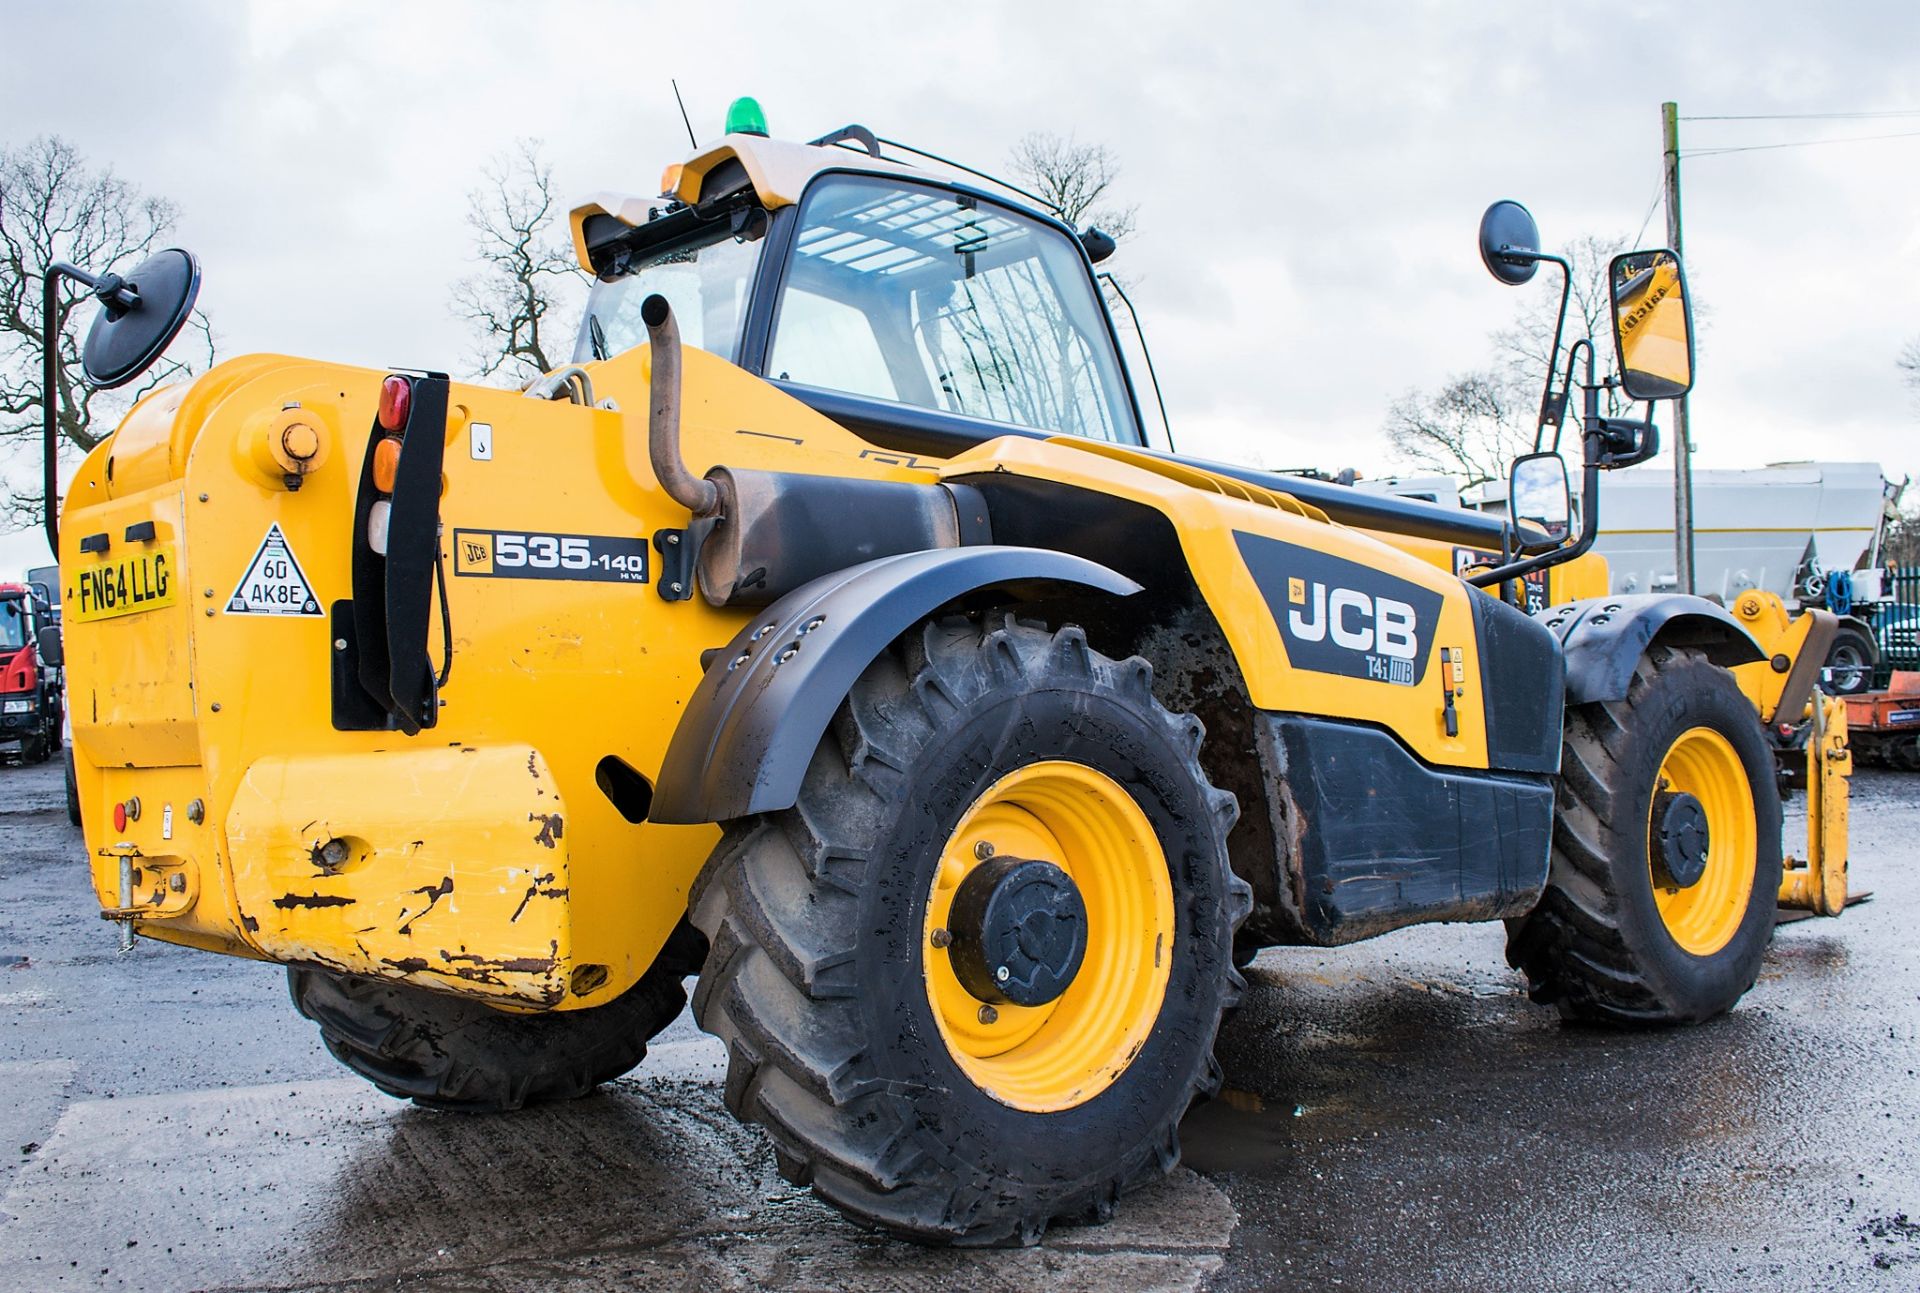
[689,616,1249,1245]
[1508,647,1782,1025]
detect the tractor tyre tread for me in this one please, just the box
[1507,646,1782,1026]
[688,616,1248,1246]
[288,929,697,1112]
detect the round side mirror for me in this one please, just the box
[1478,200,1541,287]
[81,248,201,389]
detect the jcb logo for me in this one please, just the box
[1238,532,1444,689]
[1286,581,1419,661]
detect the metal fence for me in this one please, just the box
[1873,566,1920,687]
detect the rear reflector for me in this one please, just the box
[112,802,127,833]
[377,376,411,432]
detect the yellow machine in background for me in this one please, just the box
[46,107,1848,1246]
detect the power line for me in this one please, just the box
[1681,110,1920,121]
[1630,170,1666,247]
[1684,127,1920,158]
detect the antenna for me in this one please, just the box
[671,80,697,148]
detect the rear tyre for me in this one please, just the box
[289,927,698,1111]
[689,616,1249,1245]
[1507,647,1782,1026]
[1819,624,1876,696]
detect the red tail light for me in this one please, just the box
[112,802,127,833]
[377,376,412,433]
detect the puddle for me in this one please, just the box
[1179,1087,1305,1174]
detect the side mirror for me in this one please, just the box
[36,624,63,669]
[80,248,202,389]
[1478,200,1542,286]
[1509,452,1572,550]
[1608,249,1693,400]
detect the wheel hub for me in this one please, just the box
[947,856,1088,1007]
[1651,788,1711,888]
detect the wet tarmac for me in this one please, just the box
[2,757,1915,1290]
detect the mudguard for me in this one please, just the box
[1538,594,1764,705]
[649,546,1140,824]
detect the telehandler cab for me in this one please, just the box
[46,105,1849,1244]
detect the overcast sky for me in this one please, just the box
[5,0,1918,574]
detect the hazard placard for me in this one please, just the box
[227,523,323,616]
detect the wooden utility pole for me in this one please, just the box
[1662,101,1696,594]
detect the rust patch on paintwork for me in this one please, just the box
[529,813,564,850]
[241,915,259,933]
[384,941,566,1004]
[272,893,355,910]
[509,871,569,922]
[395,875,453,935]
[527,752,539,779]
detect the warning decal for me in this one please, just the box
[227,523,323,616]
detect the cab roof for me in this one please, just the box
[568,130,1059,277]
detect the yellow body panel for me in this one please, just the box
[63,345,948,1007]
[63,333,1565,1008]
[941,437,1493,769]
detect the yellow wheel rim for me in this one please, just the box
[923,760,1174,1113]
[1648,726,1757,956]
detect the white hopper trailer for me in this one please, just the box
[1587,462,1902,693]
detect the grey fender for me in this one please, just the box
[1536,594,1765,705]
[649,546,1141,824]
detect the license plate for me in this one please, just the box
[72,544,179,622]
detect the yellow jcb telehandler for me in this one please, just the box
[41,104,1847,1244]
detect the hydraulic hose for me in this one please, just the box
[641,294,721,517]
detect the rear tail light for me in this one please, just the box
[377,376,412,432]
[366,375,410,555]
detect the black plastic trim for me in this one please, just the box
[1536,594,1764,705]
[649,546,1140,824]
[1258,713,1554,945]
[1468,589,1565,774]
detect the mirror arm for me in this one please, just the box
[1469,345,1600,593]
[39,264,84,558]
[40,261,145,556]
[1529,255,1574,453]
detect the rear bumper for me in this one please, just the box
[86,742,580,1008]
[225,743,577,1007]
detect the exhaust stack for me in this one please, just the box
[641,294,721,518]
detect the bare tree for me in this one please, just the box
[0,135,214,527]
[1007,132,1137,241]
[1900,336,1919,412]
[1385,233,1632,481]
[452,139,589,384]
[1384,370,1533,487]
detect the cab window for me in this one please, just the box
[768,175,1138,443]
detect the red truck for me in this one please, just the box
[0,580,63,765]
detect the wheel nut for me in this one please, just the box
[996,965,1011,982]
[929,928,952,949]
[973,840,995,860]
[977,1004,998,1025]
